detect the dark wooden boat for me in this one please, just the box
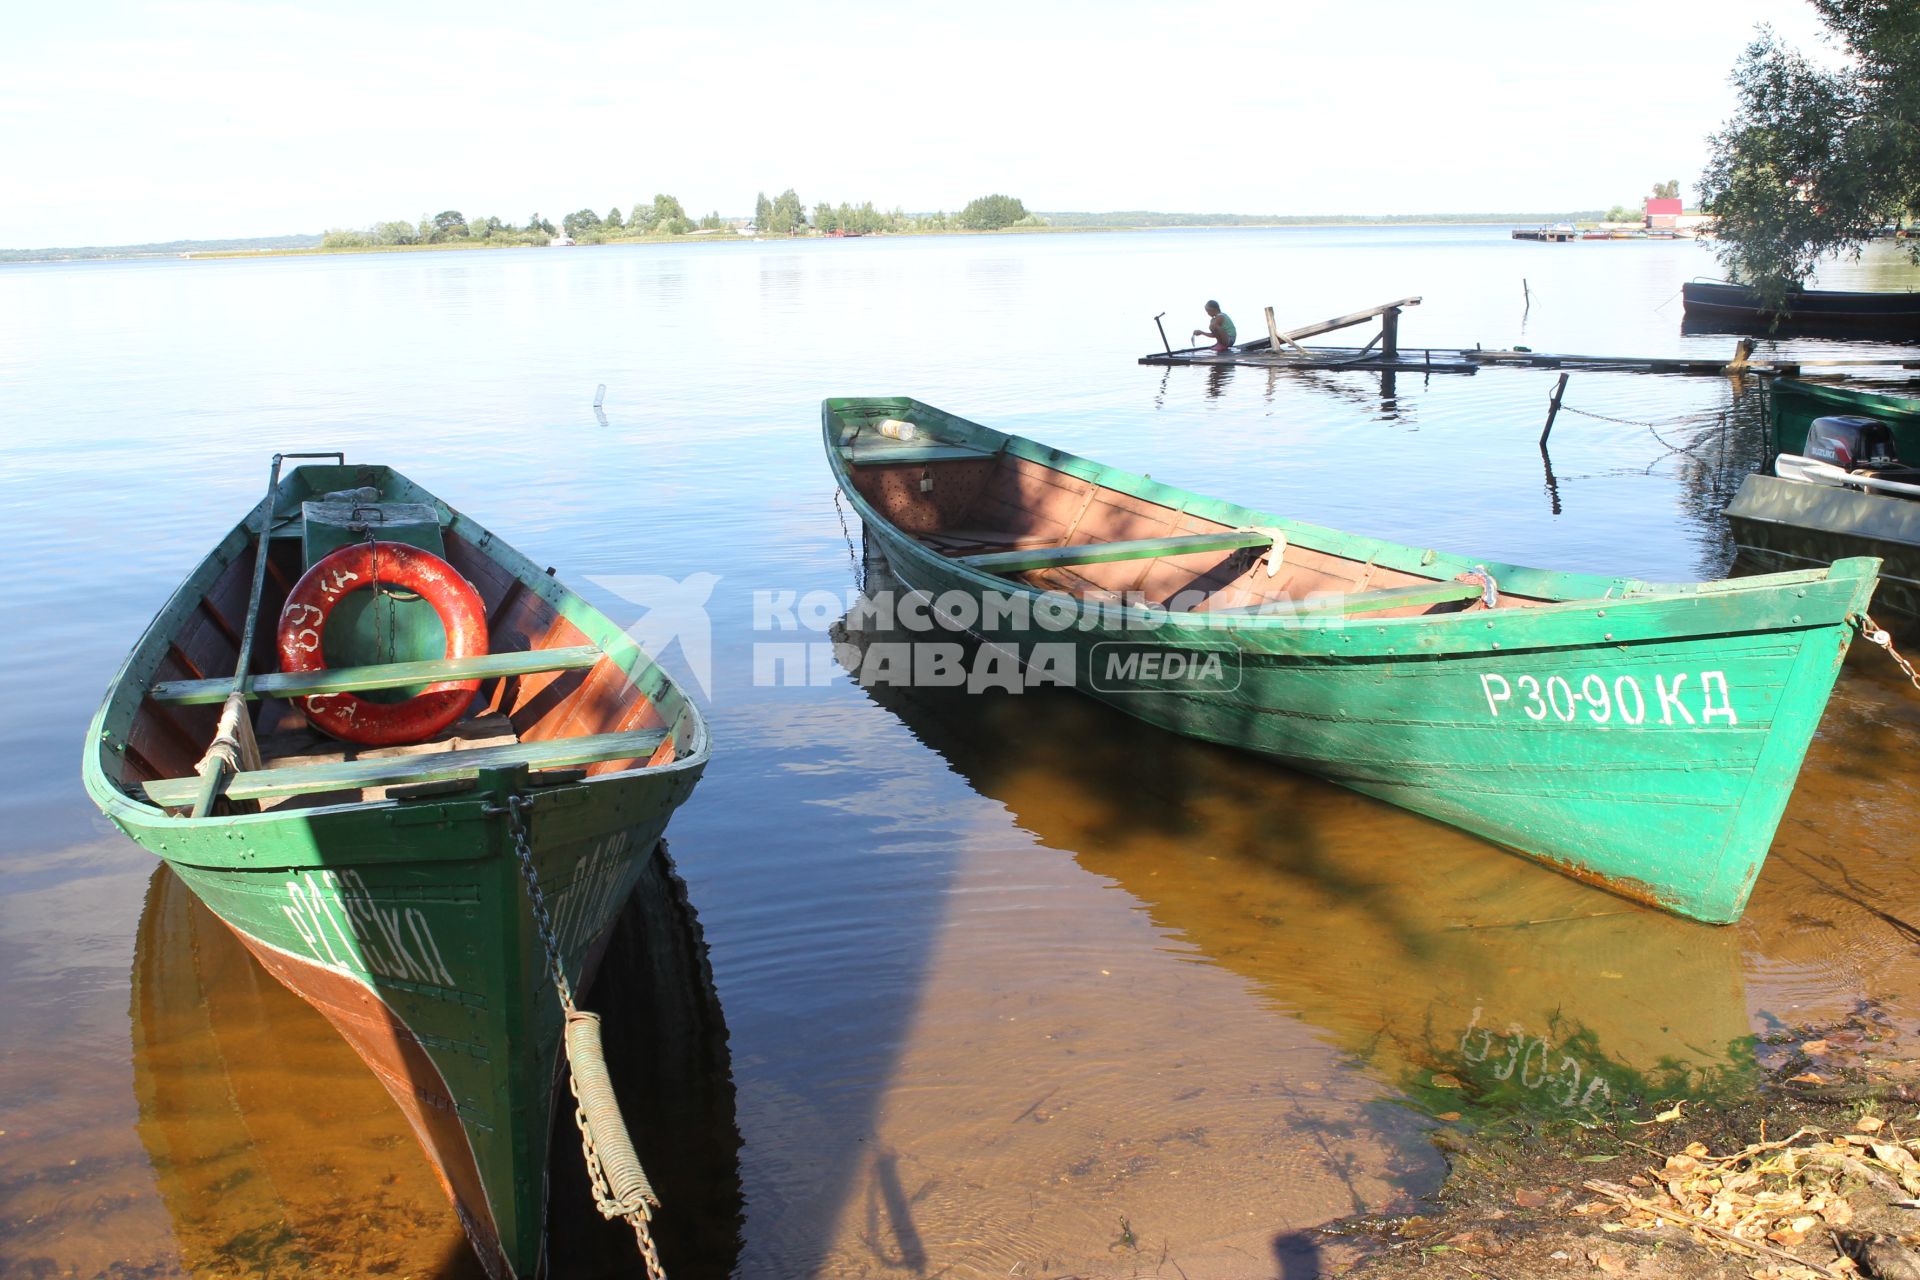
[823,397,1879,925]
[85,457,711,1277]
[1682,280,1920,335]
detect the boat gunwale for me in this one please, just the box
[82,463,711,832]
[822,396,1881,641]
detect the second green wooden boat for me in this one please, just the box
[83,459,709,1278]
[823,397,1878,925]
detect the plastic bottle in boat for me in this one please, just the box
[877,419,917,441]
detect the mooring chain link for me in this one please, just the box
[833,487,864,590]
[1859,613,1920,692]
[504,797,667,1280]
[1556,404,1721,457]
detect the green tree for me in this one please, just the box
[754,191,773,231]
[562,208,603,239]
[431,210,468,240]
[1700,1,1920,303]
[605,206,624,230]
[957,193,1028,230]
[650,194,689,234]
[373,220,418,246]
[814,202,838,233]
[627,201,658,233]
[769,188,806,235]
[1652,180,1681,201]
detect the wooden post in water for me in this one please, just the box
[1540,372,1570,446]
[1265,305,1281,353]
[1381,306,1400,360]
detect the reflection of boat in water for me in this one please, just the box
[87,460,710,1276]
[829,562,1753,1115]
[131,854,742,1279]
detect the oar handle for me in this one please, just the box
[188,451,345,818]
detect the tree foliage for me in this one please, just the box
[958,193,1029,230]
[767,188,807,235]
[1700,1,1920,302]
[1651,180,1681,201]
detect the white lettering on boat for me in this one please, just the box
[1479,670,1738,726]
[1460,1006,1614,1111]
[546,832,634,966]
[280,869,455,987]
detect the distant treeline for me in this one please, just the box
[0,234,323,262]
[5,206,1636,262]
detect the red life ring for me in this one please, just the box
[276,541,490,746]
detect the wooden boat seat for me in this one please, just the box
[149,646,605,705]
[844,444,994,466]
[921,529,1060,554]
[139,727,668,809]
[1207,580,1483,617]
[960,530,1275,575]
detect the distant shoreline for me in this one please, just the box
[0,214,1610,264]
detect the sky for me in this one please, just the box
[0,0,1845,249]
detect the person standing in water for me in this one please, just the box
[1192,300,1236,351]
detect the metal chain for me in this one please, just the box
[507,797,575,1009]
[1859,613,1920,692]
[1557,404,1720,457]
[504,797,666,1280]
[833,487,863,590]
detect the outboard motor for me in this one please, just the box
[1804,415,1905,472]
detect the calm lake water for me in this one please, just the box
[4,226,1920,1279]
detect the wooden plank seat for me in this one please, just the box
[140,728,669,808]
[1209,580,1483,617]
[960,530,1275,576]
[844,444,995,466]
[150,645,604,705]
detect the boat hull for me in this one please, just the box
[117,750,701,1278]
[1729,472,1920,624]
[825,399,1877,925]
[1682,281,1920,335]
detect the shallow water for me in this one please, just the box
[3,226,1919,1278]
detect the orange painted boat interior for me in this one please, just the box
[114,529,679,797]
[845,452,1540,616]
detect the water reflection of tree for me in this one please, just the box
[1667,378,1771,580]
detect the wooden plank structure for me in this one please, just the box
[1140,296,1920,378]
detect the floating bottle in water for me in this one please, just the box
[877,418,917,441]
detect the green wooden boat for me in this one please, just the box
[1770,378,1920,460]
[83,458,709,1279]
[823,397,1878,925]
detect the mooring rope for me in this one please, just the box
[506,796,668,1280]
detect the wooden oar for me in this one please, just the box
[188,451,344,818]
